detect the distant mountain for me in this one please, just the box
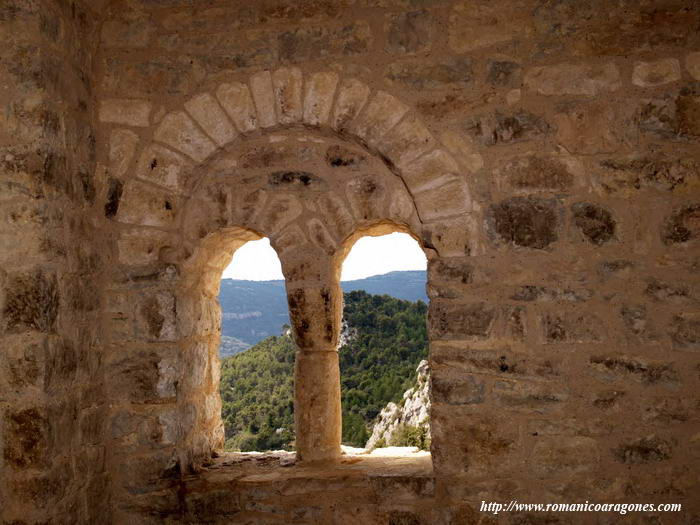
[217,270,427,352]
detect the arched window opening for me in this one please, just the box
[217,238,295,453]
[338,232,430,453]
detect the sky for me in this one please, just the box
[221,232,427,281]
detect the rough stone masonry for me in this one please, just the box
[1,0,699,523]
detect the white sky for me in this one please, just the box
[221,233,426,281]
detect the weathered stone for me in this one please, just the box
[325,145,367,169]
[259,194,303,233]
[184,93,237,146]
[429,303,496,340]
[555,102,634,154]
[671,314,700,351]
[345,175,386,221]
[377,114,436,168]
[542,312,603,343]
[249,70,277,129]
[413,176,472,221]
[278,22,372,62]
[662,204,700,245]
[532,437,599,475]
[589,355,678,385]
[108,129,139,179]
[640,83,700,139]
[153,111,217,163]
[101,16,152,48]
[216,82,258,133]
[3,271,58,333]
[118,229,174,266]
[332,78,370,131]
[272,67,303,124]
[385,10,432,54]
[449,0,532,52]
[486,60,521,86]
[432,374,485,405]
[351,91,409,146]
[524,63,621,96]
[3,408,47,469]
[438,131,483,174]
[135,144,191,194]
[571,202,616,245]
[498,156,577,192]
[493,380,568,408]
[487,197,559,249]
[99,99,152,127]
[632,59,682,87]
[115,180,178,228]
[385,57,473,90]
[614,435,672,464]
[596,156,700,193]
[687,51,700,80]
[464,110,550,146]
[303,71,338,126]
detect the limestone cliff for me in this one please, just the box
[365,360,431,450]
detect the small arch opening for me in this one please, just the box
[337,229,431,455]
[217,237,296,453]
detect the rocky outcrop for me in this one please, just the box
[366,360,431,449]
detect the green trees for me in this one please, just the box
[218,291,428,451]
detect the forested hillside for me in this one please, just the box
[218,271,427,352]
[219,290,428,451]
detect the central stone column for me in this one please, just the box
[284,254,342,463]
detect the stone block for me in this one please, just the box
[332,78,370,132]
[135,144,191,194]
[325,144,368,169]
[671,314,700,351]
[216,82,258,133]
[632,58,682,87]
[278,22,371,62]
[464,110,550,147]
[571,202,617,245]
[350,91,409,146]
[272,67,303,125]
[449,0,532,52]
[117,228,174,266]
[345,175,386,222]
[524,63,621,96]
[184,93,237,147]
[385,10,433,54]
[432,374,485,405]
[303,71,338,126]
[249,70,277,129]
[3,407,47,469]
[401,149,459,192]
[589,355,678,386]
[115,180,178,228]
[153,111,217,163]
[385,56,473,90]
[542,311,603,344]
[532,437,599,475]
[99,99,151,127]
[662,204,700,245]
[377,114,436,169]
[306,218,337,255]
[614,435,672,464]
[639,84,700,140]
[287,286,340,351]
[414,176,472,221]
[438,131,483,175]
[101,16,152,48]
[686,51,700,80]
[595,156,700,194]
[108,128,139,179]
[429,302,496,340]
[3,271,58,333]
[487,197,559,250]
[493,380,568,409]
[258,194,303,233]
[487,60,521,86]
[497,155,578,192]
[554,101,635,154]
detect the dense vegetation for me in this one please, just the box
[219,290,428,451]
[217,271,428,352]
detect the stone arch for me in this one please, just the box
[102,69,476,478]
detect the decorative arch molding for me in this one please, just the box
[108,69,475,259]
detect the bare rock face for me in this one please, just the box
[366,360,431,450]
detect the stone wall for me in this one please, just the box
[1,0,699,523]
[0,1,107,523]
